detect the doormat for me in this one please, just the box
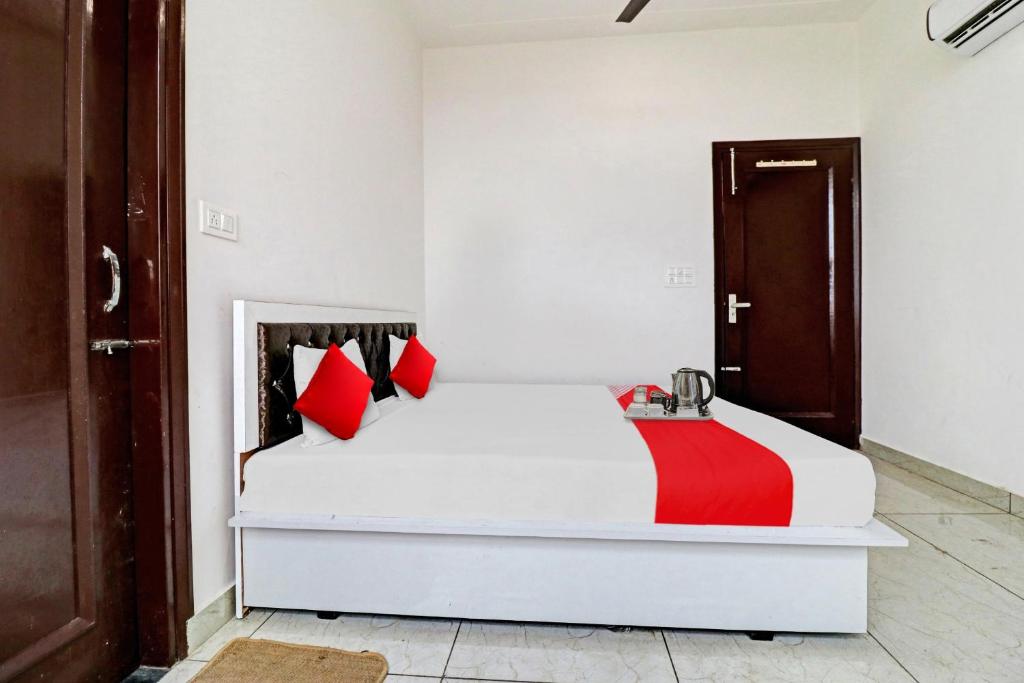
[192,638,387,682]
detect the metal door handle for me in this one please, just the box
[730,147,737,196]
[89,338,158,355]
[101,245,121,313]
[720,366,742,372]
[727,293,751,324]
[90,339,131,355]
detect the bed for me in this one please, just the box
[230,300,906,634]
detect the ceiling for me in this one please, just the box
[402,0,876,48]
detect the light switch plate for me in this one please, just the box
[199,200,239,241]
[665,265,696,288]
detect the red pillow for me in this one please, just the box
[294,344,374,440]
[389,335,436,399]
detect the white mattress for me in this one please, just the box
[240,383,875,527]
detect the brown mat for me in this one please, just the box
[193,638,388,682]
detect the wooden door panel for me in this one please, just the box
[743,168,833,414]
[0,0,85,669]
[0,1,136,680]
[713,139,860,447]
[0,399,78,663]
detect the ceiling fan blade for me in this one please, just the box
[616,0,653,23]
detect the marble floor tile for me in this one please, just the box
[445,621,676,683]
[188,608,274,661]
[870,457,1000,514]
[869,531,1024,681]
[663,630,912,682]
[976,492,1015,512]
[885,513,1024,598]
[159,658,205,683]
[250,610,458,677]
[385,676,441,682]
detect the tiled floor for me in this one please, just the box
[165,455,1024,682]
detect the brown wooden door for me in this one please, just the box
[713,139,861,448]
[0,1,138,680]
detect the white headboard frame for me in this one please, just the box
[232,300,419,455]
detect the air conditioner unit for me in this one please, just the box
[927,0,1024,55]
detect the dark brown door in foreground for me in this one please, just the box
[0,1,137,680]
[713,139,860,447]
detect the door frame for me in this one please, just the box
[126,0,191,666]
[711,137,862,445]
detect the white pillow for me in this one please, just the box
[388,334,414,401]
[293,339,380,447]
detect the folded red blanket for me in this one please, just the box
[617,386,793,526]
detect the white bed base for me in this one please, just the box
[231,300,906,634]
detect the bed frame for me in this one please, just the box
[230,300,906,634]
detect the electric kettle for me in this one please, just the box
[671,368,715,413]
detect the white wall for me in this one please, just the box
[859,1,1024,494]
[183,0,1024,613]
[185,0,423,611]
[424,26,859,387]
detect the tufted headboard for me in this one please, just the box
[256,321,416,447]
[233,301,419,454]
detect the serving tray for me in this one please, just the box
[624,404,714,422]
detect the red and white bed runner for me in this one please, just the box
[613,385,794,526]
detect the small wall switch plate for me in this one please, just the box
[665,265,696,288]
[199,200,239,241]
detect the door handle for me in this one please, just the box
[90,339,132,355]
[730,147,737,196]
[727,293,751,324]
[101,245,121,313]
[89,338,158,355]
[720,366,742,372]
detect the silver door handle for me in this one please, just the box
[101,245,121,313]
[89,338,158,355]
[727,293,751,324]
[730,147,737,196]
[90,339,132,355]
[720,366,742,372]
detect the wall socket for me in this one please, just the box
[199,200,239,241]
